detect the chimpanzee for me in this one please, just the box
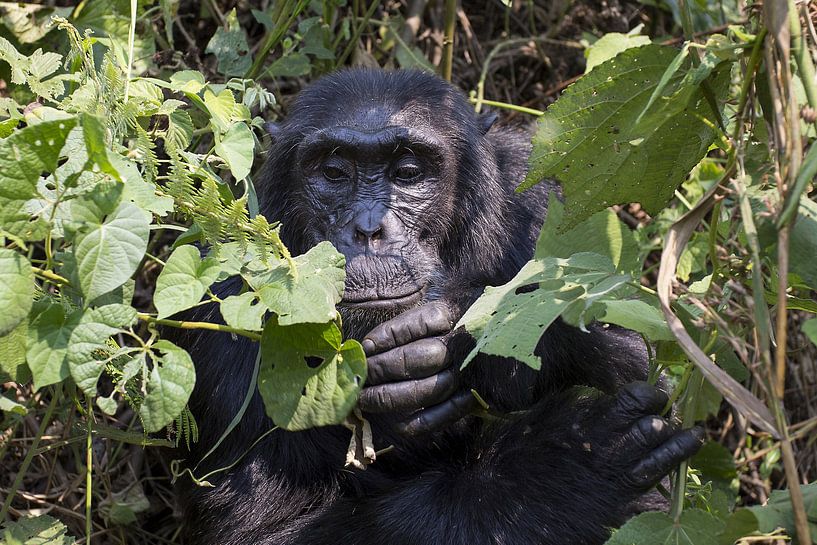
[172,69,703,545]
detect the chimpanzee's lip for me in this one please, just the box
[341,286,424,308]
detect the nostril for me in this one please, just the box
[370,226,383,241]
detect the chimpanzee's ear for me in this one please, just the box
[478,111,498,135]
[265,122,281,143]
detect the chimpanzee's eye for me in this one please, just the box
[393,161,423,182]
[322,165,349,182]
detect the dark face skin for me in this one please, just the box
[296,120,455,332]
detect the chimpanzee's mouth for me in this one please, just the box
[341,286,425,308]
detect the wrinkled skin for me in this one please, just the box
[169,69,702,545]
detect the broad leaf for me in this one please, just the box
[154,245,221,319]
[458,253,631,369]
[605,508,724,545]
[0,319,30,383]
[68,304,137,394]
[249,241,345,325]
[139,340,196,433]
[220,292,266,331]
[205,8,251,77]
[0,249,34,336]
[26,303,81,390]
[0,514,75,544]
[521,44,727,230]
[259,318,366,430]
[600,299,674,341]
[0,117,76,236]
[585,31,651,72]
[73,202,150,301]
[215,122,254,180]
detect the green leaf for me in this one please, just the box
[0,318,30,383]
[0,249,34,336]
[73,202,150,301]
[205,8,251,77]
[790,198,817,290]
[168,70,206,94]
[215,122,254,180]
[259,317,366,430]
[0,393,26,415]
[584,32,651,72]
[220,292,266,331]
[0,117,77,234]
[0,514,75,544]
[68,304,137,395]
[266,53,311,77]
[458,253,631,369]
[605,508,724,545]
[139,340,196,433]
[154,245,221,319]
[521,44,728,230]
[718,509,759,545]
[26,303,81,390]
[249,241,345,325]
[803,318,817,347]
[748,483,817,540]
[535,197,640,274]
[204,88,239,133]
[600,299,674,341]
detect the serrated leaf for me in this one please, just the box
[458,253,631,369]
[259,317,366,430]
[205,8,251,77]
[68,304,137,394]
[74,202,150,301]
[521,44,728,230]
[169,70,206,94]
[605,508,724,545]
[220,292,266,331]
[248,241,345,325]
[0,249,34,336]
[215,122,254,180]
[204,88,239,133]
[0,514,75,544]
[139,340,196,433]
[154,245,221,319]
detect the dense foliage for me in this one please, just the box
[0,1,815,544]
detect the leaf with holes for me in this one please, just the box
[259,317,366,430]
[248,241,345,325]
[73,202,150,301]
[0,117,76,237]
[139,340,196,433]
[154,245,221,319]
[220,291,266,331]
[458,253,632,370]
[205,8,251,77]
[520,44,729,231]
[67,304,137,395]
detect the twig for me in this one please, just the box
[136,313,262,341]
[440,0,457,81]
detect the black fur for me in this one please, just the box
[170,69,698,545]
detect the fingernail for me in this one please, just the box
[362,339,375,355]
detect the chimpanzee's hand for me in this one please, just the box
[587,382,705,491]
[357,301,477,435]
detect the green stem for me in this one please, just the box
[336,0,380,67]
[467,97,543,116]
[85,396,93,543]
[136,313,262,341]
[1,389,60,520]
[669,369,704,522]
[440,0,457,81]
[124,0,136,103]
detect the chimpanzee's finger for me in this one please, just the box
[357,368,458,413]
[366,337,450,385]
[396,391,478,436]
[628,427,705,489]
[608,382,669,427]
[361,302,452,356]
[627,415,675,450]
